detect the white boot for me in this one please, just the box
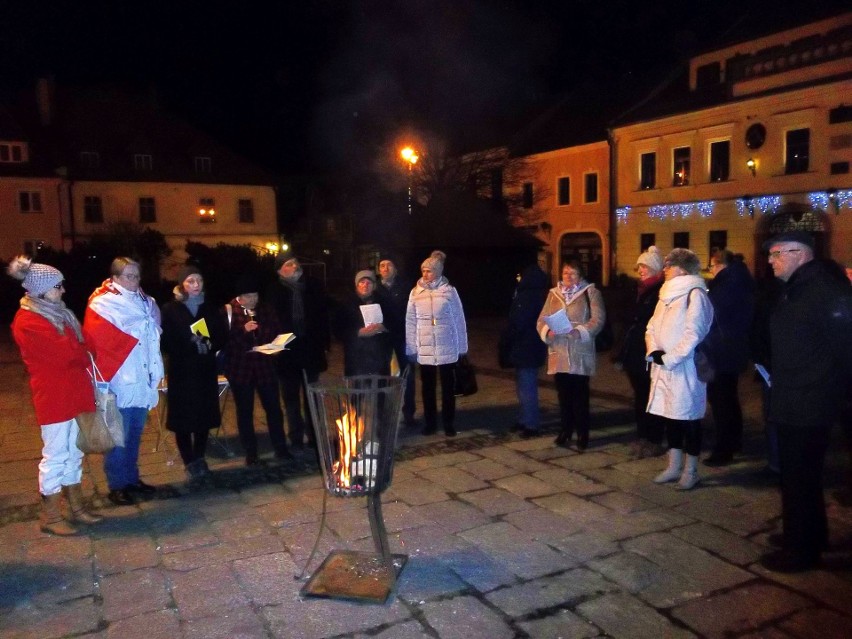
[676,454,700,490]
[654,448,683,484]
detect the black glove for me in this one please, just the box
[650,350,665,365]
[192,333,211,355]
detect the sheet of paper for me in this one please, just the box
[189,318,210,337]
[360,303,383,325]
[754,363,771,388]
[544,308,573,334]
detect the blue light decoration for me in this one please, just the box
[735,195,782,217]
[615,206,631,224]
[808,189,852,213]
[646,200,715,220]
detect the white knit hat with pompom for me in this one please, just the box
[6,255,64,296]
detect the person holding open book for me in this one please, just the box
[537,261,606,452]
[161,264,227,481]
[334,269,392,376]
[220,274,291,466]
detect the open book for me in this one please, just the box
[252,333,296,354]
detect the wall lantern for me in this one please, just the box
[746,158,756,177]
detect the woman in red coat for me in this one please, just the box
[8,256,101,536]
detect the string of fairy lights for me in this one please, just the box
[615,189,851,224]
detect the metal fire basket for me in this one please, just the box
[299,374,408,603]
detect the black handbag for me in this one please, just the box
[454,355,478,397]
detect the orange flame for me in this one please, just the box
[333,403,364,488]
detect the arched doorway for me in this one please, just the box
[754,204,830,279]
[560,232,604,286]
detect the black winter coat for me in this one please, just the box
[769,260,852,428]
[161,299,228,434]
[266,274,331,375]
[505,265,548,369]
[618,276,664,377]
[379,276,413,351]
[706,260,755,374]
[333,292,392,376]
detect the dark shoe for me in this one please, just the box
[510,422,524,433]
[403,415,418,428]
[759,549,820,573]
[245,455,267,467]
[767,532,828,552]
[703,452,733,467]
[107,489,135,506]
[444,425,457,437]
[274,448,294,460]
[422,425,438,436]
[519,427,539,439]
[554,432,570,448]
[577,434,589,452]
[126,480,157,495]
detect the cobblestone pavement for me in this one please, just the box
[1,321,850,639]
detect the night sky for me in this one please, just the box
[1,0,846,173]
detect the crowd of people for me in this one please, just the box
[6,233,851,575]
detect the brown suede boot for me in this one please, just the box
[40,493,78,536]
[64,484,103,525]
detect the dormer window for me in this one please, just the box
[194,156,212,173]
[134,154,153,171]
[0,142,26,163]
[80,151,100,169]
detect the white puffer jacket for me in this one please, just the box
[645,274,714,420]
[406,277,468,366]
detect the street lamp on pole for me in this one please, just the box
[400,146,418,215]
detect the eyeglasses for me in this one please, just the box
[768,249,801,260]
[53,281,65,289]
[120,273,141,280]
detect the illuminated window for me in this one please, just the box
[139,197,156,223]
[19,191,43,213]
[640,152,656,189]
[709,141,730,182]
[198,197,216,223]
[84,196,104,223]
[672,147,690,186]
[134,154,153,171]
[238,199,254,223]
[557,177,570,205]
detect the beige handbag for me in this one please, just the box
[76,355,124,453]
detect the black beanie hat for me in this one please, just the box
[177,264,202,284]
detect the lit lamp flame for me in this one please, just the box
[400,147,418,164]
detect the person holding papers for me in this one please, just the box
[220,275,291,466]
[537,261,606,452]
[161,265,227,481]
[334,270,392,376]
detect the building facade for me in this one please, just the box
[610,13,852,278]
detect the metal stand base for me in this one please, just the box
[299,550,408,603]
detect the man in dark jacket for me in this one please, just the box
[703,250,755,466]
[760,231,852,573]
[266,257,330,451]
[505,264,549,438]
[379,258,416,425]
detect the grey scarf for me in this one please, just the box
[20,294,84,342]
[279,275,306,335]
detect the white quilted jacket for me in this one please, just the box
[405,278,468,366]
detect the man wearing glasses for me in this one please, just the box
[760,231,852,573]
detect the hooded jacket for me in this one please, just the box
[406,276,468,365]
[536,280,605,376]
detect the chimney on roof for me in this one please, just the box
[36,77,55,126]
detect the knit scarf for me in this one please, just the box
[20,294,84,342]
[184,292,204,317]
[557,280,585,303]
[279,275,306,335]
[637,272,664,300]
[416,275,447,290]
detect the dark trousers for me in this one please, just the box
[175,429,210,467]
[660,418,702,456]
[555,373,590,446]
[707,372,744,455]
[420,363,456,429]
[776,420,831,561]
[279,367,319,447]
[230,381,288,457]
[627,369,663,445]
[392,339,416,420]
